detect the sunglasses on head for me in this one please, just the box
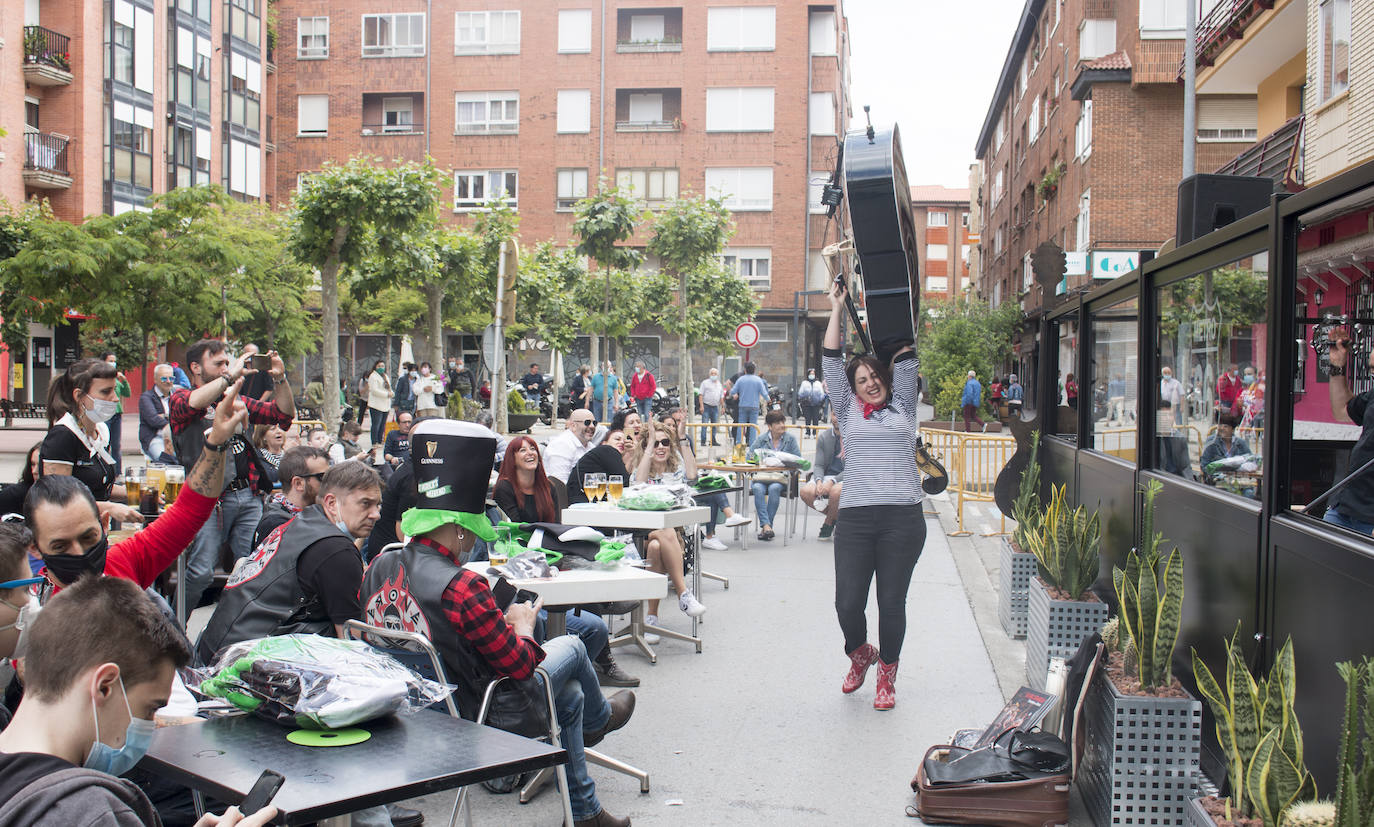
[654,438,672,448]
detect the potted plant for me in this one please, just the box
[506,392,539,433]
[1184,628,1315,827]
[1036,163,1066,201]
[1330,656,1374,825]
[1024,482,1105,690]
[1080,480,1203,825]
[1001,430,1042,639]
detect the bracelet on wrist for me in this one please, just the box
[1329,365,1347,376]
[204,439,229,452]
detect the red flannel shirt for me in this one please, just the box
[420,539,544,680]
[169,385,293,492]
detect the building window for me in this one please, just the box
[297,94,328,135]
[173,27,211,110]
[558,9,592,53]
[961,211,969,227]
[454,10,520,55]
[927,244,948,261]
[808,170,828,214]
[454,92,518,134]
[1074,99,1093,160]
[556,89,591,133]
[929,211,948,227]
[616,168,679,206]
[994,226,1005,255]
[1076,189,1091,251]
[756,322,788,342]
[1139,0,1185,38]
[1079,19,1116,60]
[1319,0,1351,102]
[454,170,518,210]
[362,13,425,58]
[113,21,134,84]
[706,167,773,211]
[1197,97,1258,142]
[721,248,773,291]
[111,103,154,191]
[928,276,949,292]
[628,14,664,41]
[993,167,1005,204]
[556,169,588,210]
[297,16,328,58]
[381,97,414,132]
[226,138,261,199]
[1028,97,1041,142]
[707,6,776,51]
[809,11,836,55]
[226,52,262,131]
[228,0,260,47]
[705,88,775,132]
[810,92,836,135]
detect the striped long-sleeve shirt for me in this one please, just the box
[822,348,922,509]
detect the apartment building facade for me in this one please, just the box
[272,0,850,389]
[909,185,971,302]
[0,0,269,402]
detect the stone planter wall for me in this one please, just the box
[1025,576,1108,690]
[998,537,1037,639]
[1079,668,1203,826]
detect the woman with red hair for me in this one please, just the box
[493,436,558,523]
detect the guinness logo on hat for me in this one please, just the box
[426,441,437,458]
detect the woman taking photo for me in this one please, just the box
[630,419,707,622]
[39,359,141,525]
[492,436,559,523]
[822,281,925,711]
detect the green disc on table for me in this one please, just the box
[286,727,371,747]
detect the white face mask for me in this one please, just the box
[84,397,120,424]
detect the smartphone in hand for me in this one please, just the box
[250,354,272,373]
[240,769,285,814]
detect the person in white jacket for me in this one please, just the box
[366,361,393,448]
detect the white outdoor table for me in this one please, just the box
[560,504,710,653]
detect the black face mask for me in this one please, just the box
[42,534,109,586]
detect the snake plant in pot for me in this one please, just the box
[1000,430,1042,638]
[1023,483,1106,690]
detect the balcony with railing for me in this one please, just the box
[615,88,682,132]
[1215,113,1305,192]
[23,132,72,188]
[616,8,684,53]
[23,26,73,86]
[1181,0,1305,84]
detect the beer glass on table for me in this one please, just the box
[163,466,185,503]
[607,475,623,505]
[584,473,605,504]
[123,467,145,507]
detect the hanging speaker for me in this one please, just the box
[1176,174,1272,246]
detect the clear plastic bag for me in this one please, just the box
[618,484,679,511]
[188,634,454,730]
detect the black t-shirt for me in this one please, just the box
[567,445,630,504]
[297,536,364,627]
[371,461,416,552]
[520,373,546,394]
[1333,391,1374,522]
[492,479,553,523]
[383,430,410,462]
[0,751,78,806]
[39,426,115,501]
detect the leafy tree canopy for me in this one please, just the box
[919,295,1023,418]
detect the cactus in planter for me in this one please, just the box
[1192,629,1312,827]
[1011,430,1043,552]
[1113,479,1184,692]
[1285,800,1335,826]
[1335,657,1374,826]
[1025,483,1100,601]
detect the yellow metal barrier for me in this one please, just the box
[920,427,1016,538]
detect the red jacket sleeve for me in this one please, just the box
[104,488,217,589]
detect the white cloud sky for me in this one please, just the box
[842,0,1026,189]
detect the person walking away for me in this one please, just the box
[698,368,725,446]
[1107,373,1127,424]
[629,361,656,420]
[961,371,986,432]
[99,353,130,475]
[799,369,827,428]
[171,340,294,612]
[588,363,613,424]
[822,280,927,710]
[1005,374,1024,417]
[569,365,589,413]
[988,376,1003,420]
[729,363,769,444]
[365,361,393,448]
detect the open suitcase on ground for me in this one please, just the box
[910,636,1104,827]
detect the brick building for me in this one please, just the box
[967,162,984,295]
[272,0,851,393]
[973,0,1252,382]
[1,0,269,402]
[909,185,971,301]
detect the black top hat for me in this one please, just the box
[401,420,497,541]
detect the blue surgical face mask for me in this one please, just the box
[85,676,155,777]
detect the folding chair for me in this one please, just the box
[343,620,575,827]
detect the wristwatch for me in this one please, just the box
[204,439,229,452]
[273,375,288,384]
[1329,365,1347,376]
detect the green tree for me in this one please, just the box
[516,243,589,353]
[572,184,643,415]
[289,157,439,427]
[919,295,1024,418]
[220,201,319,360]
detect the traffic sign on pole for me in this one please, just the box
[734,322,760,349]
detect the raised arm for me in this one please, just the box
[822,282,853,427]
[673,420,697,480]
[890,350,919,417]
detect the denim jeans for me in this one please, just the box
[142,435,176,464]
[182,486,263,612]
[536,609,609,662]
[635,398,652,419]
[592,399,605,424]
[737,406,759,444]
[700,405,719,444]
[702,492,729,536]
[1324,506,1374,536]
[834,504,926,663]
[369,407,388,447]
[751,481,784,527]
[535,635,612,821]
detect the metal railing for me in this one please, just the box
[361,123,423,136]
[23,25,71,71]
[920,426,1016,537]
[615,120,681,132]
[1216,114,1305,191]
[24,132,70,176]
[1184,0,1267,77]
[615,39,683,53]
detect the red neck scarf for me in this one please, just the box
[862,402,888,419]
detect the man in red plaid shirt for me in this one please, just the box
[170,338,294,612]
[363,420,636,827]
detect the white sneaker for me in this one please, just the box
[701,537,728,551]
[644,616,661,644]
[679,591,707,618]
[723,513,752,527]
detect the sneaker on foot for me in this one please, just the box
[643,616,661,645]
[723,513,752,527]
[818,522,835,540]
[701,537,727,551]
[679,591,706,617]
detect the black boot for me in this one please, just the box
[594,647,640,687]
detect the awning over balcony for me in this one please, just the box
[1215,113,1304,192]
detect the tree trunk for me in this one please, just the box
[678,269,691,423]
[320,223,349,430]
[424,282,445,372]
[602,265,612,417]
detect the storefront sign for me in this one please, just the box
[1092,250,1142,279]
[1055,252,1091,295]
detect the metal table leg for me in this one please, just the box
[608,602,659,663]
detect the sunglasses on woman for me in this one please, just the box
[653,438,672,448]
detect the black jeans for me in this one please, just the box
[833,504,926,663]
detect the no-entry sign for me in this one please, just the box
[734,321,760,349]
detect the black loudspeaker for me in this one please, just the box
[1176,174,1273,246]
